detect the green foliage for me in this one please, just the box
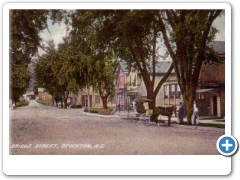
[9,9,68,104]
[35,37,92,107]
[9,10,63,103]
[28,10,223,116]
[70,10,118,108]
[70,105,82,109]
[84,108,99,113]
[10,10,50,63]
[10,64,31,102]
[36,100,51,106]
[16,100,29,107]
[33,85,39,95]
[156,10,224,124]
[71,10,174,112]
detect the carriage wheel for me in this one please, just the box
[139,114,151,124]
[139,113,147,121]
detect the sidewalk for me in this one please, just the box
[113,110,225,125]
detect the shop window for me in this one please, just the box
[95,96,100,104]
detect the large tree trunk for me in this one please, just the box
[101,96,108,109]
[63,91,69,109]
[146,85,157,123]
[60,98,63,108]
[52,95,55,106]
[183,89,195,125]
[87,87,90,112]
[185,100,193,125]
[64,97,68,109]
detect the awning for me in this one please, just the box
[196,89,213,93]
[134,98,153,103]
[196,88,219,95]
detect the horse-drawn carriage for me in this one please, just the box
[134,98,176,126]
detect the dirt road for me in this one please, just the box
[9,100,224,155]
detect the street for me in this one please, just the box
[9,100,224,155]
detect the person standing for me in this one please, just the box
[117,103,121,112]
[178,102,185,124]
[192,101,199,125]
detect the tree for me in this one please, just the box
[56,38,91,108]
[9,10,65,104]
[34,43,63,106]
[156,10,223,124]
[70,10,174,118]
[9,10,48,103]
[10,64,31,105]
[70,10,118,109]
[92,59,117,109]
[112,10,174,120]
[35,39,91,108]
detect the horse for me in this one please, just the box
[152,105,176,126]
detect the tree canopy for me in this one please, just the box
[11,9,224,118]
[10,10,49,103]
[156,10,224,124]
[69,10,175,115]
[9,10,66,103]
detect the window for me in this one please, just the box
[164,85,169,104]
[198,93,205,100]
[95,96,100,104]
[164,83,182,105]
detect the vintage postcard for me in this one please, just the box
[3,2,234,176]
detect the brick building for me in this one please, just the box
[197,41,225,117]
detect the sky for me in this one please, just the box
[39,20,69,51]
[39,13,225,55]
[212,15,225,41]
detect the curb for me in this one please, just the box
[83,112,120,118]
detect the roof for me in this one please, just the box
[26,91,35,96]
[209,41,225,54]
[38,88,45,92]
[134,98,153,103]
[118,61,173,74]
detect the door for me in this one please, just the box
[212,96,217,116]
[82,95,92,107]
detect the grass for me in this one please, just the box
[84,107,115,115]
[70,105,82,109]
[16,100,29,107]
[198,123,225,128]
[213,120,225,122]
[36,100,51,106]
[84,108,99,113]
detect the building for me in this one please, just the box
[37,88,52,103]
[115,61,139,110]
[26,91,36,100]
[137,61,179,107]
[117,41,225,118]
[69,87,116,108]
[197,41,225,117]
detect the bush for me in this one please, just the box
[70,105,82,109]
[84,107,115,115]
[16,100,29,107]
[98,108,111,115]
[90,108,99,113]
[84,108,99,113]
